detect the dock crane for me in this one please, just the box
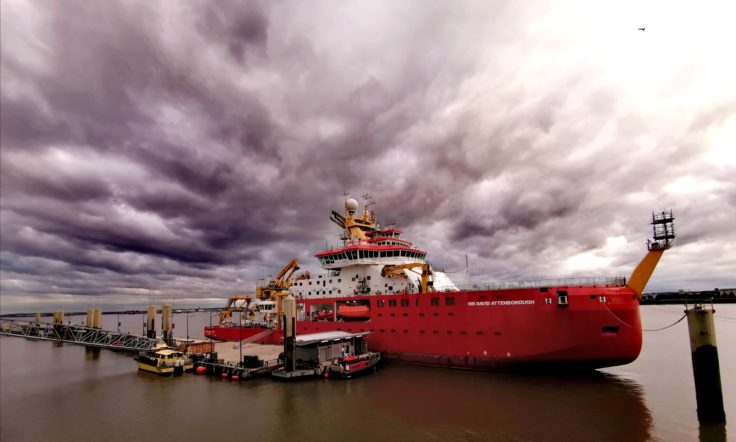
[381,262,435,294]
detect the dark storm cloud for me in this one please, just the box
[1,0,735,311]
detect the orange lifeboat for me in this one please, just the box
[337,304,370,319]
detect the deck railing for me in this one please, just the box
[294,276,627,300]
[455,276,627,291]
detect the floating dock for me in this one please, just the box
[192,342,283,379]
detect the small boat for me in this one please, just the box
[327,352,381,379]
[137,344,194,376]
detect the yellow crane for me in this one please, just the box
[256,259,310,330]
[381,262,435,294]
[217,295,254,324]
[256,258,300,300]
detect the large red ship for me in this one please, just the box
[221,198,674,370]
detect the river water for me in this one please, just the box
[1,305,734,441]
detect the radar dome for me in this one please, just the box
[346,198,359,211]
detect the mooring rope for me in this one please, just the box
[603,303,634,328]
[603,303,687,332]
[642,313,687,332]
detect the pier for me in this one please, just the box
[0,319,161,352]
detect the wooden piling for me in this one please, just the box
[685,304,726,423]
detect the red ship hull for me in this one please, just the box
[261,285,642,370]
[204,325,270,342]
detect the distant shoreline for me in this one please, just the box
[640,298,736,305]
[2,298,734,318]
[0,307,220,318]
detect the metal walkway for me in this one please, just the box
[0,319,162,352]
[232,328,274,349]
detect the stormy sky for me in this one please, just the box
[1,0,735,312]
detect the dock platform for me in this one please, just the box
[191,342,284,379]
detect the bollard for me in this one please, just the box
[685,304,726,423]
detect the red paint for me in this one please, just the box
[260,286,642,370]
[315,244,425,257]
[204,325,269,342]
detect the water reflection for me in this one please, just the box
[699,422,727,442]
[84,347,100,361]
[356,365,654,441]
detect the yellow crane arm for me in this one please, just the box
[275,259,299,283]
[218,295,253,323]
[627,249,666,297]
[381,263,435,293]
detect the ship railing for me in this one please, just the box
[294,276,627,301]
[456,276,627,291]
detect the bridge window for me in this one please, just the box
[388,300,397,307]
[377,300,384,307]
[431,298,440,306]
[401,299,409,307]
[445,297,455,306]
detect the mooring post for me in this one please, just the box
[685,304,726,423]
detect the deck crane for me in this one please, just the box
[381,262,435,294]
[218,295,255,324]
[256,259,309,330]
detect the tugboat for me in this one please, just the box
[137,343,193,376]
[327,352,382,379]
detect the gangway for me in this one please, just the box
[232,328,274,349]
[0,319,162,352]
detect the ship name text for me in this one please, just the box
[467,300,535,307]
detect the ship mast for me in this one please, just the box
[627,210,675,297]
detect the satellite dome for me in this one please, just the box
[346,198,359,211]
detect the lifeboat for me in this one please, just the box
[337,304,370,319]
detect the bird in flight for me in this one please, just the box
[638,27,646,31]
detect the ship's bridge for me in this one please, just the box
[315,244,427,269]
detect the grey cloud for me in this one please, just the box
[1,1,735,311]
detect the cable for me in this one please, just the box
[643,313,687,332]
[605,303,687,332]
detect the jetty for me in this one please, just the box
[0,319,161,352]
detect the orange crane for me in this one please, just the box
[217,295,254,324]
[381,262,435,294]
[256,259,310,330]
